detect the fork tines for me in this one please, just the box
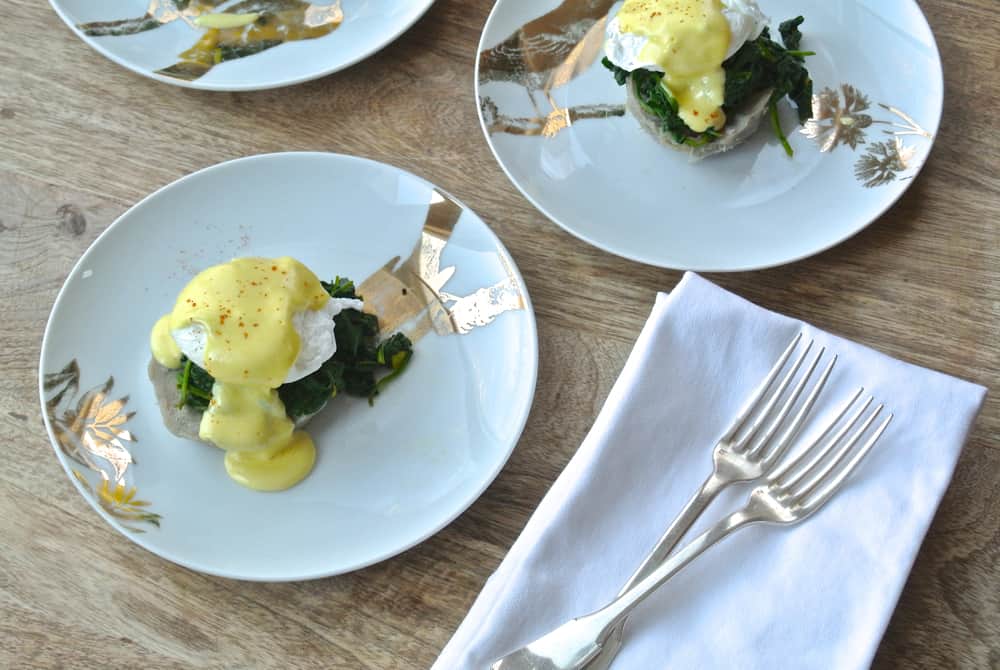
[770,388,893,513]
[723,333,837,469]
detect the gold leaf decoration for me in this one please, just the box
[477,0,616,89]
[45,361,161,531]
[358,188,526,342]
[480,96,625,137]
[79,0,226,36]
[854,138,916,188]
[877,103,932,139]
[62,376,135,483]
[441,277,526,334]
[477,0,620,137]
[799,83,932,187]
[801,84,874,151]
[77,0,343,82]
[73,471,162,533]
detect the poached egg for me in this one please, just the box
[604,0,769,132]
[151,257,361,491]
[171,294,363,385]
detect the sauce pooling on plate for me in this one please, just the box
[151,257,332,491]
[615,0,732,132]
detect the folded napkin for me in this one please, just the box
[433,272,986,670]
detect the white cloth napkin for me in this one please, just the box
[433,272,986,670]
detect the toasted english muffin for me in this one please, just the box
[625,80,773,160]
[148,358,320,443]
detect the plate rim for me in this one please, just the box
[473,0,945,272]
[47,0,438,91]
[38,151,539,581]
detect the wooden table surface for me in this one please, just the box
[2,0,997,667]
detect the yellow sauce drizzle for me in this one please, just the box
[151,257,331,492]
[617,0,731,132]
[151,315,182,369]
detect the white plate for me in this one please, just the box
[49,1,435,90]
[475,0,943,270]
[39,152,537,581]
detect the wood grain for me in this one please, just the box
[1,0,997,667]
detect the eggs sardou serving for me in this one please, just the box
[149,257,412,491]
[602,0,814,157]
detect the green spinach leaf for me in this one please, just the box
[322,276,358,300]
[176,356,214,411]
[603,17,815,155]
[779,16,805,51]
[602,57,716,146]
[723,23,813,121]
[601,56,631,86]
[174,275,414,419]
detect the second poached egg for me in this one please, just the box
[604,0,770,132]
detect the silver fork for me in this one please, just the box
[489,390,893,670]
[586,333,832,669]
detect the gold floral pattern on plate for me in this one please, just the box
[45,360,162,531]
[801,84,933,188]
[72,471,162,533]
[77,0,343,82]
[801,84,874,151]
[360,188,526,340]
[478,0,618,138]
[853,138,919,188]
[480,97,625,138]
[77,0,220,36]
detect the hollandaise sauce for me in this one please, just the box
[151,257,331,491]
[617,0,731,132]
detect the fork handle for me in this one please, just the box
[579,509,761,644]
[584,473,729,670]
[618,471,725,596]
